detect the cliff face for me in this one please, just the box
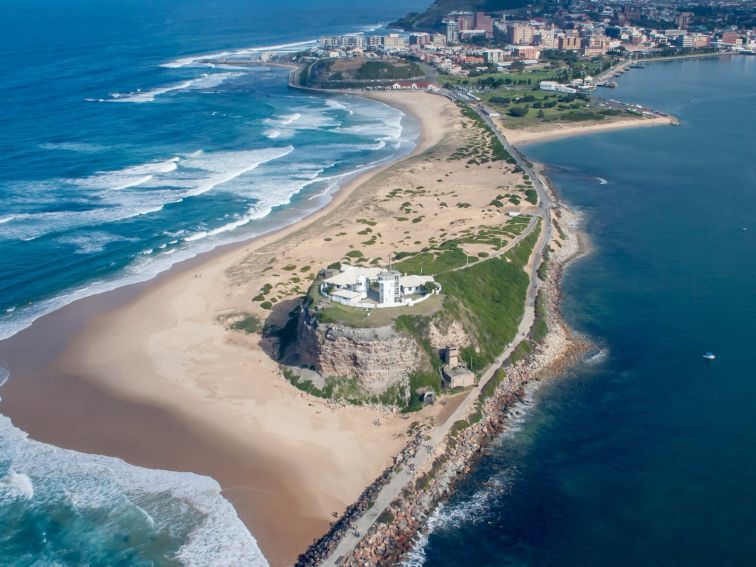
[296,307,423,397]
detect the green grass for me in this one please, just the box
[354,60,424,81]
[436,223,540,369]
[508,339,533,364]
[531,289,549,343]
[282,368,360,402]
[312,288,442,328]
[479,368,506,404]
[394,248,473,275]
[230,314,261,334]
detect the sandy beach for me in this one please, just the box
[0,90,537,565]
[0,86,675,565]
[498,114,674,145]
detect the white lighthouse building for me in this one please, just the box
[377,269,401,305]
[319,265,437,309]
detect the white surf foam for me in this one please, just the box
[585,348,609,365]
[108,72,242,103]
[162,40,316,69]
[280,112,301,125]
[1,147,293,242]
[0,93,416,341]
[75,157,180,191]
[0,470,34,501]
[177,145,294,197]
[0,415,268,565]
[263,107,338,138]
[40,142,107,153]
[403,385,539,565]
[596,177,608,185]
[326,98,354,115]
[0,360,8,401]
[57,232,138,255]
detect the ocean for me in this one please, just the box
[0,0,427,564]
[411,55,756,566]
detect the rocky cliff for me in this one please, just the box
[296,306,425,398]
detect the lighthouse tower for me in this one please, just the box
[377,269,401,305]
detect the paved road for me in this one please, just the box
[319,98,553,567]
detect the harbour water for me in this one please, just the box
[414,56,756,566]
[0,0,427,564]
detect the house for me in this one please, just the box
[320,265,439,309]
[389,81,439,91]
[398,274,435,295]
[442,346,476,388]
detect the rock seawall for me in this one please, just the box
[296,306,424,396]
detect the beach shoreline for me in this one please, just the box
[500,114,675,145]
[313,151,592,565]
[0,84,674,566]
[0,90,454,566]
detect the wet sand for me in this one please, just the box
[0,91,454,565]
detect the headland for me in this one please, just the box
[0,84,674,566]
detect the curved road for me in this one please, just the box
[319,97,554,567]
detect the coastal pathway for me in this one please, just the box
[319,102,555,566]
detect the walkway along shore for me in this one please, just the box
[296,100,593,566]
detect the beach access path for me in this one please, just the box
[320,100,554,566]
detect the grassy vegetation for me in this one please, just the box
[304,58,426,88]
[393,247,473,275]
[444,66,628,128]
[354,60,424,80]
[394,315,444,411]
[230,314,261,334]
[452,104,516,165]
[309,281,442,328]
[394,217,530,276]
[290,218,542,411]
[436,222,540,371]
[530,289,549,344]
[508,339,533,364]
[479,368,507,404]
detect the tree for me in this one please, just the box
[420,281,439,294]
[508,106,529,117]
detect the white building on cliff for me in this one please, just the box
[321,265,438,308]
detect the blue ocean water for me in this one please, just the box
[412,55,756,566]
[0,0,427,564]
[0,0,428,341]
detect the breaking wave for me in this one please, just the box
[107,72,243,103]
[404,386,539,565]
[1,146,293,242]
[162,40,317,69]
[0,415,268,566]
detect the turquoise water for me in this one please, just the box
[414,56,756,566]
[0,0,428,564]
